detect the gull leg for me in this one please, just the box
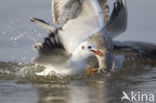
[97,68,111,77]
[87,68,98,75]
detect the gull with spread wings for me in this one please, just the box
[31,0,105,76]
[51,0,127,37]
[30,0,128,75]
[32,34,102,76]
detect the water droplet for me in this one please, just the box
[18,62,23,66]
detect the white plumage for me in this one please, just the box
[58,0,104,53]
[30,0,128,75]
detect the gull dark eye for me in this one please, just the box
[82,46,84,50]
[88,46,92,49]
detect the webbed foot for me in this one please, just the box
[87,68,98,75]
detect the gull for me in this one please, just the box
[30,0,127,73]
[32,34,102,76]
[31,0,104,76]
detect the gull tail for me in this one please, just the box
[30,17,59,33]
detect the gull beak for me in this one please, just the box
[91,50,103,56]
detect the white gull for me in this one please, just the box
[30,0,127,73]
[32,34,102,76]
[31,0,104,76]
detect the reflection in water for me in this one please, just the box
[35,83,70,103]
[0,58,156,103]
[0,80,38,103]
[33,79,108,103]
[28,61,155,103]
[0,60,156,103]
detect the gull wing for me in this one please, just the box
[30,17,59,33]
[31,0,82,31]
[32,33,70,65]
[58,0,104,53]
[97,0,109,23]
[114,41,156,59]
[104,0,127,38]
[52,0,111,25]
[52,0,82,25]
[32,0,127,38]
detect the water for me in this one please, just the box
[0,0,156,103]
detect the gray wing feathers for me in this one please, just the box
[52,0,82,25]
[114,41,156,59]
[105,0,127,38]
[33,33,65,54]
[30,17,58,32]
[32,33,70,65]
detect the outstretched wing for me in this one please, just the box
[31,0,104,53]
[30,17,59,33]
[52,0,110,25]
[114,41,156,59]
[32,33,70,65]
[105,0,127,38]
[32,0,127,38]
[58,0,104,53]
[52,0,82,25]
[97,0,109,23]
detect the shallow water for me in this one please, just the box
[0,0,156,103]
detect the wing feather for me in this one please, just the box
[114,41,156,59]
[58,0,104,53]
[33,33,65,55]
[30,17,58,33]
[32,33,70,65]
[97,0,109,23]
[104,0,127,38]
[52,0,82,25]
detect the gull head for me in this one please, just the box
[75,41,103,58]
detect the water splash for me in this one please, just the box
[0,19,47,63]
